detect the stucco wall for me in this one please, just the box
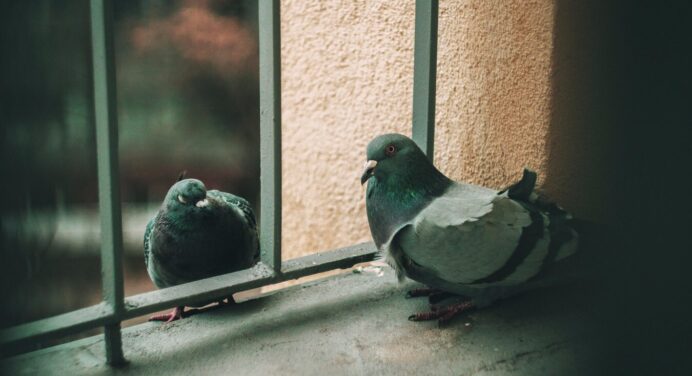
[434,0,554,187]
[280,0,582,258]
[281,1,415,258]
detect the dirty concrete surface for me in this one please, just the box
[2,266,604,375]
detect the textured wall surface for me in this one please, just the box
[280,0,594,258]
[281,0,415,258]
[434,0,554,187]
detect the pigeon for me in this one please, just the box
[144,176,259,322]
[360,134,578,323]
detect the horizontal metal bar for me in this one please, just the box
[0,303,113,354]
[0,244,379,356]
[281,242,378,278]
[124,242,377,319]
[123,263,277,318]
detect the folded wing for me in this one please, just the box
[394,182,554,286]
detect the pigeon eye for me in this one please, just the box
[177,194,188,204]
[385,144,397,156]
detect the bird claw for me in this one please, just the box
[408,311,438,321]
[408,301,475,324]
[149,307,184,323]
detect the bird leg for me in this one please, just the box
[405,287,442,298]
[149,306,185,323]
[408,301,475,324]
[406,288,459,304]
[148,297,237,323]
[209,296,235,308]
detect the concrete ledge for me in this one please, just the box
[1,266,601,375]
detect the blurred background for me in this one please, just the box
[0,0,260,329]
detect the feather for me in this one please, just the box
[144,179,259,290]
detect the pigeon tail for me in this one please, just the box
[499,168,537,202]
[497,168,579,281]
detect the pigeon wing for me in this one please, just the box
[208,190,260,262]
[391,183,551,286]
[143,215,156,269]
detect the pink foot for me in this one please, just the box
[408,301,475,324]
[149,306,184,323]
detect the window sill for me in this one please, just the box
[1,265,598,375]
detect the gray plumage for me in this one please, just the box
[361,134,578,312]
[144,178,259,291]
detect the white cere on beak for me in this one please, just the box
[361,160,379,185]
[195,198,210,208]
[363,160,377,171]
[177,195,187,204]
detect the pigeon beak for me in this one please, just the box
[195,198,210,208]
[360,160,377,185]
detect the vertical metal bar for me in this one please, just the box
[259,0,282,272]
[412,0,439,161]
[90,0,126,366]
[103,324,123,365]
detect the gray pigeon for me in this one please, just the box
[144,177,259,322]
[361,134,578,323]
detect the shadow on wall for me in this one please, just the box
[544,0,617,224]
[545,1,692,374]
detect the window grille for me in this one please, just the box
[0,0,439,365]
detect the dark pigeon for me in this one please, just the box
[144,177,259,322]
[361,134,578,323]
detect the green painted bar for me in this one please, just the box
[0,303,113,355]
[1,0,392,361]
[90,0,126,366]
[281,242,378,278]
[412,0,439,161]
[103,324,124,366]
[259,0,283,272]
[0,243,377,354]
[124,265,276,318]
[123,243,377,319]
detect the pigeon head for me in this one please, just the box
[164,178,211,212]
[361,133,448,189]
[361,133,425,185]
[361,133,452,247]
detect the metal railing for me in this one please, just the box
[0,0,439,365]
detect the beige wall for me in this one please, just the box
[280,0,600,258]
